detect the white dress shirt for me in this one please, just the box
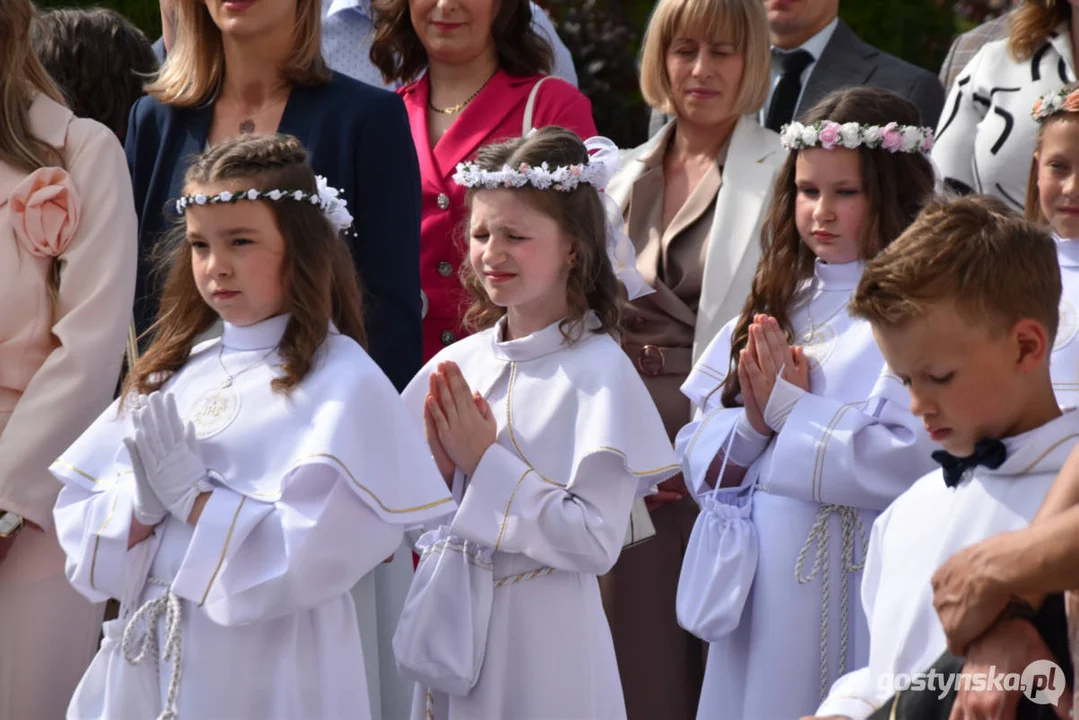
[761,17,839,124]
[321,0,579,89]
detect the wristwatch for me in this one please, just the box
[0,511,25,538]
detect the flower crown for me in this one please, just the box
[452,159,608,192]
[780,121,935,155]
[174,175,354,232]
[1032,87,1079,122]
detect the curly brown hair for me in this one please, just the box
[123,134,367,402]
[369,0,552,85]
[32,8,158,142]
[719,87,936,407]
[1009,0,1071,62]
[459,126,619,342]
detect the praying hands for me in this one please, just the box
[424,362,497,481]
[739,314,810,435]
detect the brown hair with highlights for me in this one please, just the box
[1009,0,1071,62]
[370,0,552,85]
[0,0,66,174]
[851,195,1060,344]
[459,126,619,341]
[719,87,936,407]
[123,134,366,401]
[145,0,330,108]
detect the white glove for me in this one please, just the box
[130,392,210,523]
[122,436,168,525]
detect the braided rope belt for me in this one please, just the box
[121,578,184,720]
[794,504,870,702]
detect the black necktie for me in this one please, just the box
[765,49,814,132]
[931,438,1008,488]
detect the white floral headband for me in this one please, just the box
[1032,87,1079,122]
[453,135,653,301]
[175,175,354,232]
[780,121,935,155]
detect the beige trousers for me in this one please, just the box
[0,525,104,720]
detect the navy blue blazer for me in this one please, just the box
[125,72,422,390]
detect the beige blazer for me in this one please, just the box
[607,115,784,361]
[0,94,137,528]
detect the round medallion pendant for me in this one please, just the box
[190,385,241,439]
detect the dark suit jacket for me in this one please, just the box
[798,20,947,127]
[124,72,423,391]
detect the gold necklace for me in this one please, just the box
[428,71,497,115]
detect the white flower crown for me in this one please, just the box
[174,175,354,232]
[1032,87,1079,122]
[780,121,935,155]
[452,159,609,192]
[451,135,653,301]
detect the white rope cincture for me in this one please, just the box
[121,578,184,720]
[793,504,869,702]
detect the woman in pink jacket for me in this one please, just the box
[0,0,138,715]
[370,0,596,361]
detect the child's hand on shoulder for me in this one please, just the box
[427,362,497,477]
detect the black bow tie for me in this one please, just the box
[932,438,1008,488]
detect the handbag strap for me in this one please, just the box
[521,76,554,136]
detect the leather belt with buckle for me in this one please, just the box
[637,344,665,377]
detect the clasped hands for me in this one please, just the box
[423,362,496,487]
[739,314,810,435]
[123,392,210,527]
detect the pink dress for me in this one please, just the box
[0,92,137,719]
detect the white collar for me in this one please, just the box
[1055,234,1079,269]
[221,313,291,351]
[813,257,864,291]
[325,0,371,19]
[491,312,601,362]
[990,409,1079,477]
[773,16,839,63]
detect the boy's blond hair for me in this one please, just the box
[851,195,1061,342]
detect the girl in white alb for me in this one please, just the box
[49,135,453,720]
[1026,83,1079,410]
[392,127,679,720]
[674,88,940,720]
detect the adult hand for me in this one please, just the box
[931,533,1015,655]
[0,519,42,567]
[130,392,208,524]
[644,473,688,511]
[949,618,1071,720]
[427,362,497,477]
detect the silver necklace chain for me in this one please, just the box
[217,344,277,388]
[802,279,848,343]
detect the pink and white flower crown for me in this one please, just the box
[1032,87,1079,122]
[780,121,935,155]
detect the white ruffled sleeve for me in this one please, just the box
[170,463,403,626]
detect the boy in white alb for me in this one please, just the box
[809,196,1075,720]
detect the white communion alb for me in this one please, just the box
[50,313,454,720]
[398,312,679,720]
[675,259,938,720]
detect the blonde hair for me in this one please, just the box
[1008,0,1070,62]
[639,0,770,117]
[851,195,1060,343]
[1025,81,1079,227]
[145,0,330,107]
[0,0,66,173]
